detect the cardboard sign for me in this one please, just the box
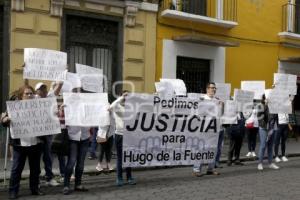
[6,98,61,138]
[23,48,67,81]
[241,81,265,100]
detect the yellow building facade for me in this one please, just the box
[0,0,158,110]
[157,0,300,98]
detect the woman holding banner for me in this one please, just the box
[257,95,279,170]
[1,85,44,199]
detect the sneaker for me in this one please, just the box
[96,164,104,172]
[192,171,203,177]
[275,157,281,163]
[257,163,263,171]
[116,179,123,187]
[246,152,252,157]
[88,154,97,160]
[46,179,59,186]
[63,187,70,195]
[107,163,114,171]
[206,170,220,175]
[127,178,136,185]
[74,185,88,192]
[58,176,64,183]
[269,163,280,170]
[251,152,256,157]
[281,156,289,162]
[70,175,75,182]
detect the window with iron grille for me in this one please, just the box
[182,0,207,16]
[176,56,210,94]
[64,14,119,98]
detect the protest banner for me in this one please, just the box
[220,100,238,124]
[160,79,187,96]
[241,81,265,100]
[61,72,82,93]
[6,98,61,139]
[63,93,109,126]
[274,73,297,95]
[75,63,104,93]
[233,89,254,112]
[267,89,292,114]
[123,94,220,167]
[215,83,231,102]
[23,48,67,81]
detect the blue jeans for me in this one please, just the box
[41,135,54,181]
[274,124,289,157]
[258,128,275,164]
[57,155,66,177]
[215,129,224,166]
[193,130,223,172]
[64,139,89,187]
[115,134,132,180]
[9,144,41,195]
[89,128,98,157]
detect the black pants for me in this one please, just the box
[9,144,41,195]
[228,132,244,162]
[98,136,114,163]
[246,127,258,152]
[274,124,289,157]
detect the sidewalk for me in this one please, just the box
[1,137,300,181]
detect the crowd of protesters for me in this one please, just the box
[0,80,296,199]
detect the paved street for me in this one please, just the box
[1,157,300,200]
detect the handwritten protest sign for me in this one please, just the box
[160,79,187,96]
[215,83,231,102]
[241,81,265,100]
[123,94,220,167]
[23,48,67,81]
[63,93,109,126]
[75,64,103,93]
[233,89,254,112]
[220,100,238,124]
[6,98,61,139]
[61,72,81,93]
[155,82,175,97]
[267,89,292,114]
[274,73,297,95]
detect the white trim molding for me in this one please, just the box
[51,0,64,17]
[278,32,300,40]
[11,0,25,12]
[162,39,225,83]
[161,9,238,28]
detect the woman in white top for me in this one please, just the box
[1,85,44,199]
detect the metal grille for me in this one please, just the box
[65,15,118,94]
[176,56,210,93]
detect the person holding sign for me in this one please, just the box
[63,88,91,195]
[193,82,221,176]
[257,95,279,171]
[35,81,63,187]
[1,85,44,199]
[109,91,136,186]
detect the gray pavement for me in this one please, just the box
[1,156,300,199]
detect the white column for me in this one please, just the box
[216,0,223,20]
[287,0,295,32]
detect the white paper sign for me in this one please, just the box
[61,72,82,93]
[6,98,61,138]
[160,79,187,96]
[274,73,297,95]
[155,82,175,97]
[267,89,292,114]
[63,93,109,126]
[123,94,220,167]
[23,48,67,81]
[241,81,265,100]
[233,89,255,112]
[215,83,231,102]
[75,64,103,93]
[221,100,238,124]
